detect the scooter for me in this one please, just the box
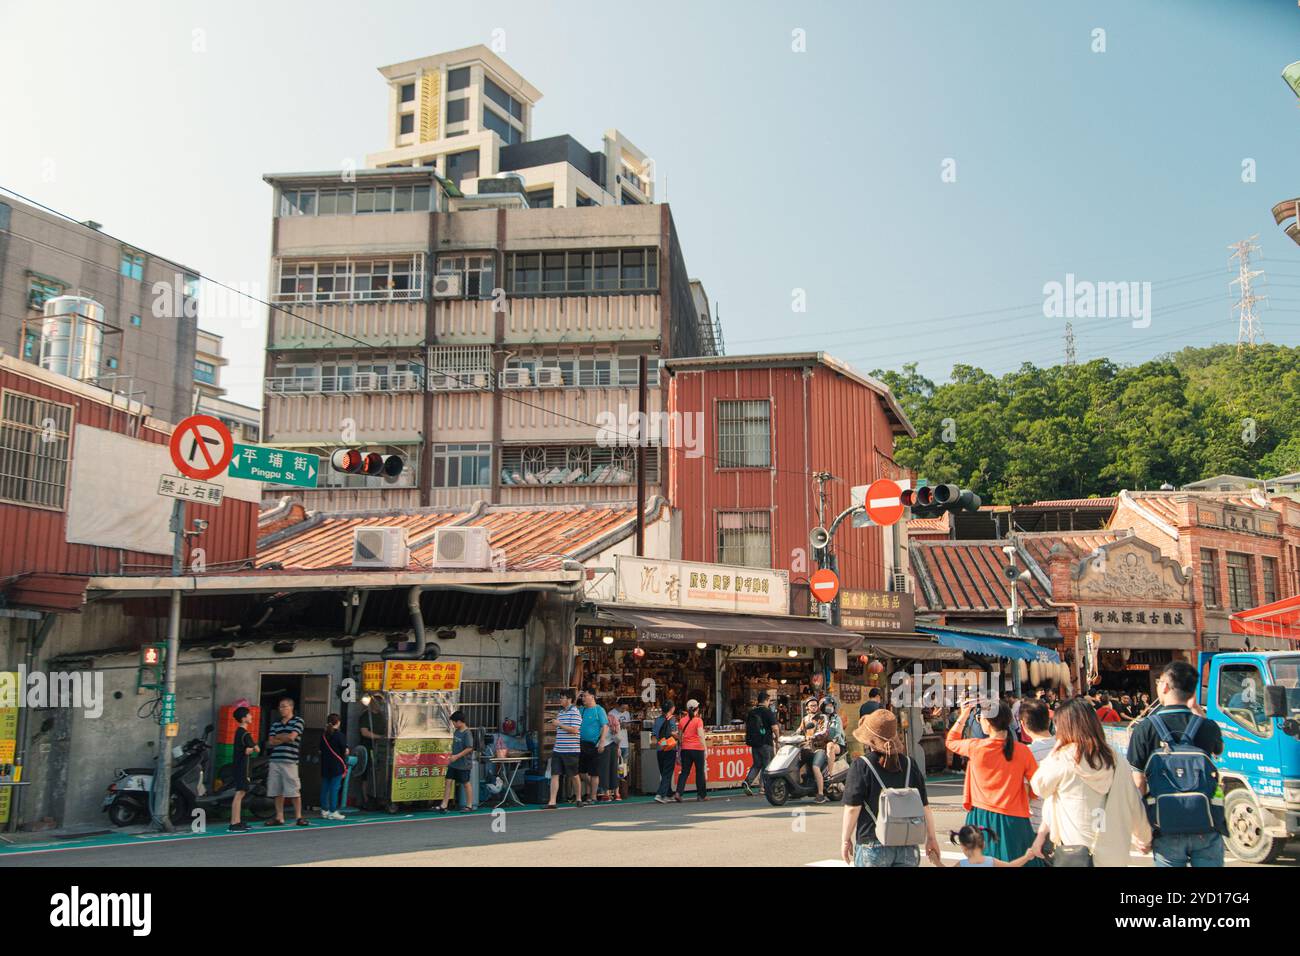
[761,734,851,806]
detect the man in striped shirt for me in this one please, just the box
[545,691,583,809]
[265,698,310,827]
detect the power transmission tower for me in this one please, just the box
[1229,236,1266,352]
[1064,321,1076,366]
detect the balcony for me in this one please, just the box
[265,371,423,395]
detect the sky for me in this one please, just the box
[2,0,1298,408]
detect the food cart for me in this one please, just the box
[361,659,463,813]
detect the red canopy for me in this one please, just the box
[1230,594,1300,642]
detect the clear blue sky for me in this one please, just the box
[3,0,1297,407]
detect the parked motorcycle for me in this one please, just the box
[102,725,273,827]
[761,734,850,806]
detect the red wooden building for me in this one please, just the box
[665,352,914,595]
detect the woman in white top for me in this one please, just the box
[1030,698,1152,867]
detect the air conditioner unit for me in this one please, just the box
[430,526,493,570]
[891,570,908,593]
[432,274,462,298]
[470,371,491,389]
[353,371,378,391]
[500,367,531,388]
[389,371,415,391]
[352,527,410,569]
[535,367,565,387]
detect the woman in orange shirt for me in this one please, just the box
[945,699,1038,862]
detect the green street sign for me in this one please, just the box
[227,443,320,487]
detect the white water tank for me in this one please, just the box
[40,295,105,381]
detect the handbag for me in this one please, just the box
[1045,757,1118,868]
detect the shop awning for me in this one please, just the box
[1231,594,1300,642]
[591,605,862,650]
[859,636,965,662]
[918,625,1060,663]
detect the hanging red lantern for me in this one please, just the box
[857,654,869,665]
[632,647,645,659]
[868,660,885,675]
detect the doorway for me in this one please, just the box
[258,672,331,809]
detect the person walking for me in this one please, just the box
[265,697,310,827]
[857,687,882,721]
[545,690,582,809]
[841,709,942,867]
[602,697,623,802]
[944,699,1037,861]
[1019,698,1055,842]
[652,702,680,804]
[743,690,779,796]
[438,710,477,813]
[1127,661,1225,867]
[940,826,1034,867]
[1028,698,1150,867]
[318,712,349,820]
[578,691,609,806]
[1095,694,1123,723]
[674,699,708,802]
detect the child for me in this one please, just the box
[437,711,476,813]
[318,713,349,820]
[228,706,259,832]
[943,825,1033,867]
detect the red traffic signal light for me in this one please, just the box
[330,449,404,477]
[905,484,982,518]
[142,645,162,667]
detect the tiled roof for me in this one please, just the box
[1018,531,1123,566]
[1024,497,1118,511]
[905,512,950,537]
[1125,491,1272,527]
[257,502,639,572]
[910,540,1053,612]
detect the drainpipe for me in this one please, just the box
[8,613,56,833]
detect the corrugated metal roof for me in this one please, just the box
[911,540,1053,612]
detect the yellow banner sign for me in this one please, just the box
[362,660,463,692]
[390,737,450,802]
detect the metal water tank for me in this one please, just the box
[40,295,105,381]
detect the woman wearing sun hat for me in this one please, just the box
[841,709,943,867]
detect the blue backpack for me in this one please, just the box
[1140,712,1223,835]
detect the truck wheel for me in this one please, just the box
[763,778,788,807]
[1224,789,1286,864]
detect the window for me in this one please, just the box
[446,149,479,186]
[457,680,501,739]
[1218,663,1270,738]
[0,390,73,509]
[437,255,495,298]
[1226,552,1255,612]
[432,443,491,488]
[119,249,144,280]
[106,357,118,370]
[281,185,431,217]
[194,360,217,385]
[717,511,771,567]
[621,189,642,205]
[26,275,64,310]
[483,106,522,145]
[130,314,142,327]
[1200,549,1219,607]
[274,256,426,303]
[575,192,597,207]
[499,445,656,486]
[1263,557,1279,605]
[717,400,771,468]
[399,113,415,135]
[446,98,468,124]
[484,76,524,120]
[400,82,415,103]
[427,345,493,389]
[447,67,470,91]
[505,248,658,295]
[527,188,554,209]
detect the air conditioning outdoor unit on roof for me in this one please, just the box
[353,527,410,569]
[430,526,492,570]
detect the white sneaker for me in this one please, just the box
[331,811,346,820]
[320,810,331,819]
[653,795,668,804]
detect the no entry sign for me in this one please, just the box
[809,568,840,604]
[865,478,905,526]
[169,414,234,481]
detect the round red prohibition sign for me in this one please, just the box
[809,568,840,604]
[169,414,234,481]
[865,478,905,526]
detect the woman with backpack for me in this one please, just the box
[945,699,1039,862]
[674,699,709,802]
[842,710,942,867]
[652,702,680,804]
[1028,698,1150,867]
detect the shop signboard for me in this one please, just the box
[705,744,753,786]
[615,555,789,616]
[840,589,915,633]
[726,644,813,661]
[362,660,464,692]
[390,738,450,801]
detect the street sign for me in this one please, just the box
[851,511,876,529]
[864,478,905,526]
[227,443,320,487]
[809,568,840,604]
[160,692,176,724]
[157,474,224,505]
[169,414,234,481]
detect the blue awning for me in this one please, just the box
[917,626,1060,663]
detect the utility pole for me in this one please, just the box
[1229,236,1266,352]
[152,498,186,831]
[635,353,647,556]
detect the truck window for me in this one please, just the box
[1268,658,1300,715]
[1218,663,1271,738]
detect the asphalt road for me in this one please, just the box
[4,776,1296,868]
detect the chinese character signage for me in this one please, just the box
[726,644,813,660]
[390,737,450,802]
[362,660,464,692]
[157,474,225,505]
[614,556,789,616]
[227,443,320,487]
[1080,605,1193,633]
[839,589,915,633]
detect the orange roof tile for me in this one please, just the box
[911,540,1052,613]
[1018,531,1123,566]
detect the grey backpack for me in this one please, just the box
[861,756,928,846]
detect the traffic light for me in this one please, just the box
[901,483,982,519]
[330,449,404,478]
[137,643,166,693]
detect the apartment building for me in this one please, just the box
[0,196,199,425]
[260,48,719,511]
[194,328,260,442]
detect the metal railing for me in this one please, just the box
[265,372,423,395]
